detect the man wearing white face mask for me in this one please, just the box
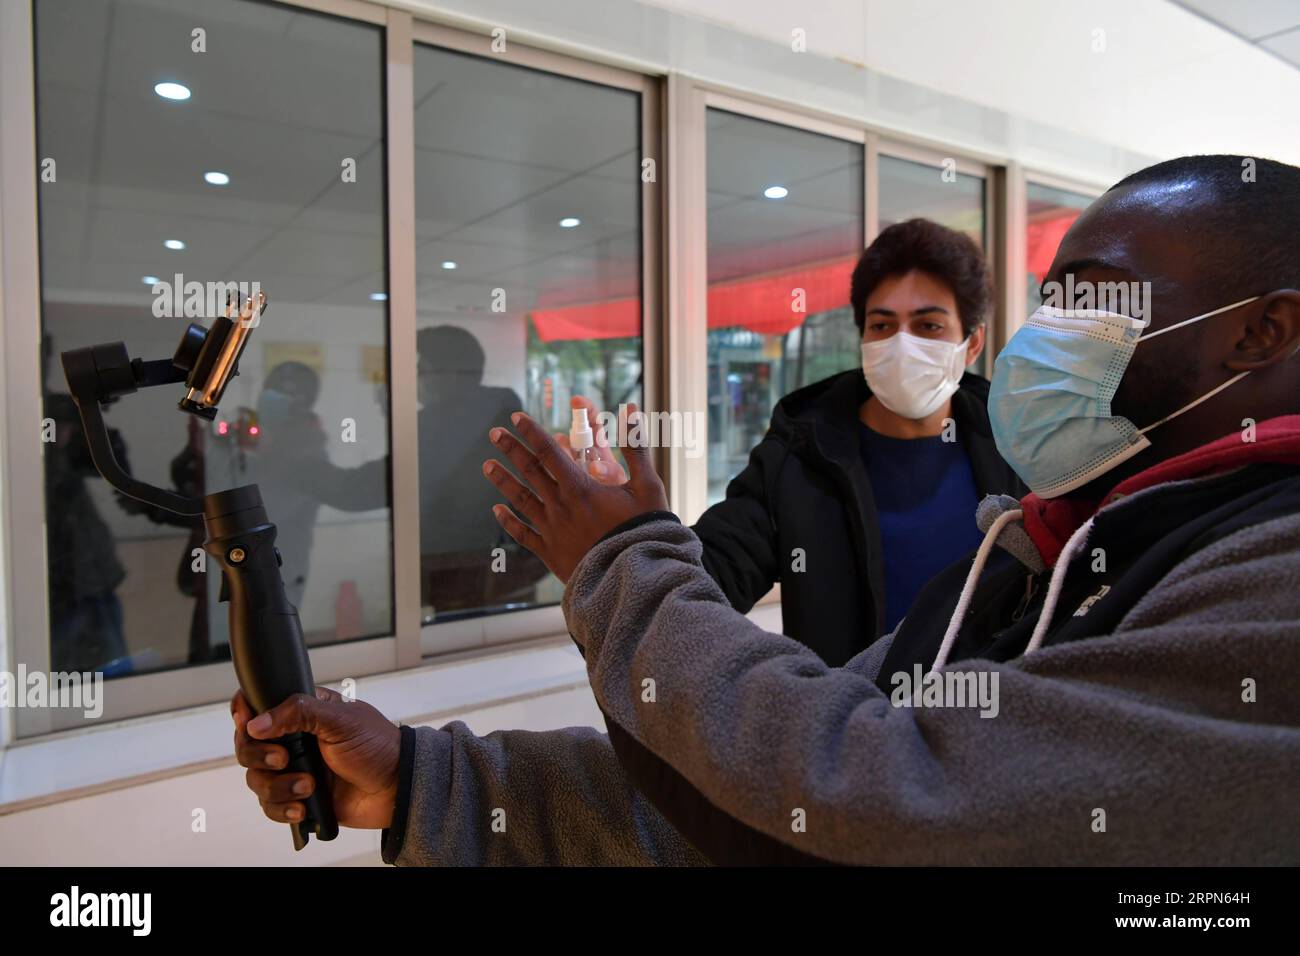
[688,219,1024,662]
[564,219,1023,664]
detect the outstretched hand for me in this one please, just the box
[483,403,669,582]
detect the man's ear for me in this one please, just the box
[1225,291,1300,371]
[965,323,986,366]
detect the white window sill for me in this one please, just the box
[0,635,588,814]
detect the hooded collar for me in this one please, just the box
[1020,415,1300,567]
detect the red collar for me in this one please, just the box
[1020,415,1300,567]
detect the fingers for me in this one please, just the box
[482,459,546,521]
[245,691,342,743]
[492,503,546,557]
[506,413,583,487]
[489,423,562,498]
[245,768,315,805]
[619,402,657,485]
[232,691,289,771]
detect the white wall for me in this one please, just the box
[641,0,1300,166]
[0,681,604,866]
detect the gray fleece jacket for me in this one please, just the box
[383,487,1300,866]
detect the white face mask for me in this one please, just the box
[861,332,969,420]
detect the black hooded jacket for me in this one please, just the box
[692,368,1025,665]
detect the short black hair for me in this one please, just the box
[850,218,991,336]
[1107,155,1300,299]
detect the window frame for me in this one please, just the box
[406,20,663,659]
[0,0,1124,744]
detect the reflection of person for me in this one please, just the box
[123,414,216,663]
[43,387,130,674]
[415,326,545,616]
[235,155,1299,864]
[245,361,388,610]
[574,219,1024,664]
[42,332,139,673]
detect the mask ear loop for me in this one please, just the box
[1135,370,1252,436]
[1132,296,1260,435]
[1135,296,1260,343]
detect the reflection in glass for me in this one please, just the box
[705,110,864,504]
[34,0,392,677]
[412,46,643,628]
[1026,183,1094,312]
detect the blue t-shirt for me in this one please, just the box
[859,424,984,633]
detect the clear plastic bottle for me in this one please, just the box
[569,407,597,472]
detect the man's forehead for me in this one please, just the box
[1051,180,1208,287]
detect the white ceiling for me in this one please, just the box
[706,109,863,283]
[1172,0,1300,69]
[36,0,388,309]
[35,0,651,320]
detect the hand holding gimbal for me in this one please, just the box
[60,293,338,850]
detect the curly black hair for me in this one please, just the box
[850,218,991,336]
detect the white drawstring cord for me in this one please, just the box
[1023,516,1097,655]
[930,508,1023,672]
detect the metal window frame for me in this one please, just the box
[675,87,869,525]
[407,18,663,656]
[2,0,406,735]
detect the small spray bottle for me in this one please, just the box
[570,406,597,472]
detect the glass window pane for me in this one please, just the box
[705,110,863,505]
[34,0,391,678]
[412,46,643,635]
[1026,182,1094,312]
[878,154,986,246]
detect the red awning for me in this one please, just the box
[529,255,857,343]
[1026,212,1080,278]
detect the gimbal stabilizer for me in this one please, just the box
[60,293,338,850]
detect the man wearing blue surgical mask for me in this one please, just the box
[236,155,1300,865]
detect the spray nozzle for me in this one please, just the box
[569,406,594,451]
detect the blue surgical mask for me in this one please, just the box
[988,297,1258,498]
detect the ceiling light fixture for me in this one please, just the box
[441,261,457,270]
[559,217,581,228]
[163,239,185,251]
[204,171,230,186]
[154,82,191,101]
[370,292,388,301]
[763,185,789,199]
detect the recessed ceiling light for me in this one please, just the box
[763,185,788,199]
[558,217,581,228]
[370,292,388,301]
[441,261,457,270]
[142,276,160,285]
[154,82,191,101]
[204,171,230,186]
[163,239,185,251]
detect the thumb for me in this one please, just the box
[246,692,351,743]
[618,402,656,485]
